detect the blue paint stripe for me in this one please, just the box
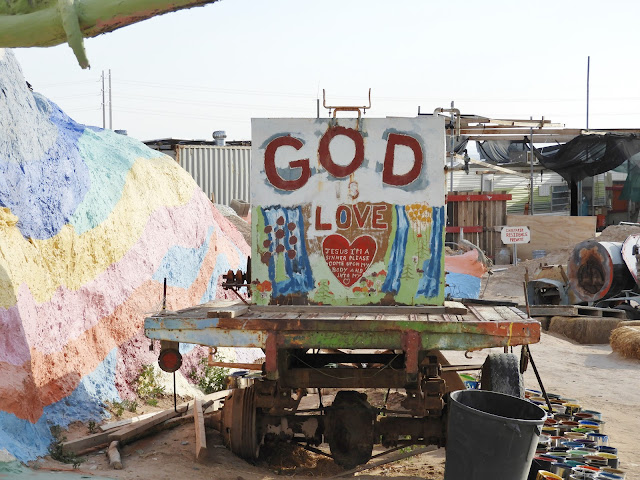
[152,226,215,288]
[0,348,121,462]
[445,272,481,299]
[0,101,89,240]
[382,205,409,293]
[416,206,444,298]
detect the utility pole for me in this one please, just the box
[108,69,113,130]
[101,71,106,129]
[530,116,534,215]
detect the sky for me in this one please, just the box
[11,0,640,143]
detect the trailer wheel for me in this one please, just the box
[222,386,261,461]
[480,353,524,398]
[326,391,376,469]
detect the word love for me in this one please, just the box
[264,125,424,191]
[315,203,388,231]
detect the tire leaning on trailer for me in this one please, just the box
[480,353,525,398]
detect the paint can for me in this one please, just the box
[574,413,594,422]
[537,470,563,480]
[584,454,608,468]
[598,453,620,469]
[550,462,574,479]
[581,410,602,421]
[543,426,560,437]
[563,403,582,416]
[550,436,565,447]
[597,446,617,455]
[600,467,625,478]
[571,465,600,479]
[586,433,608,446]
[597,474,624,480]
[559,421,580,434]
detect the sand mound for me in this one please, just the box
[0,50,251,462]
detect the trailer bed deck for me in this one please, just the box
[144,300,540,352]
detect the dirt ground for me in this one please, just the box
[30,225,640,479]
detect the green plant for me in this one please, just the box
[107,399,138,417]
[48,425,84,469]
[87,421,98,434]
[188,357,228,394]
[135,364,165,404]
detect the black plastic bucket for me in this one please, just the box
[444,390,546,480]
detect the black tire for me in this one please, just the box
[480,353,524,398]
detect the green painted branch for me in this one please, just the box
[0,0,219,68]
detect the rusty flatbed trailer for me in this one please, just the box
[144,300,539,467]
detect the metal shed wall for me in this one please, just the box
[176,145,251,206]
[450,167,570,215]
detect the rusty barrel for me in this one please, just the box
[568,240,635,302]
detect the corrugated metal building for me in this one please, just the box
[176,145,250,206]
[450,164,608,216]
[144,138,251,206]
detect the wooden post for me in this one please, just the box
[193,399,207,462]
[107,440,122,469]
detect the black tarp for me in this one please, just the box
[533,133,640,184]
[477,139,560,164]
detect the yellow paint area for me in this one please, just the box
[0,156,198,308]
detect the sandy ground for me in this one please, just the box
[29,225,640,478]
[30,329,639,480]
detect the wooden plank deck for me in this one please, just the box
[528,305,626,319]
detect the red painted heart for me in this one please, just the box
[322,234,377,287]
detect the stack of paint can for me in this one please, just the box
[525,389,625,480]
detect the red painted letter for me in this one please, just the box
[372,205,388,229]
[318,126,365,178]
[382,133,423,186]
[353,204,371,228]
[264,135,310,191]
[315,206,332,230]
[336,205,351,229]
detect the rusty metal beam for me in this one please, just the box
[279,367,409,389]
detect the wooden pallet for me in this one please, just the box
[527,305,626,319]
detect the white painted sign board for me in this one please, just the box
[501,226,531,245]
[250,116,446,306]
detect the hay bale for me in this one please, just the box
[548,316,623,344]
[610,324,640,359]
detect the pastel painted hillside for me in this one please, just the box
[0,49,249,461]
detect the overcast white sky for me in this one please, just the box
[11,0,640,143]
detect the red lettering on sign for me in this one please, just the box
[318,126,365,178]
[264,135,310,191]
[353,204,371,228]
[372,205,388,229]
[382,133,423,186]
[322,234,377,287]
[315,206,332,230]
[336,205,351,229]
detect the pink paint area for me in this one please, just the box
[0,305,31,366]
[445,250,488,278]
[3,233,234,421]
[16,189,246,356]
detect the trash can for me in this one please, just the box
[445,390,546,480]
